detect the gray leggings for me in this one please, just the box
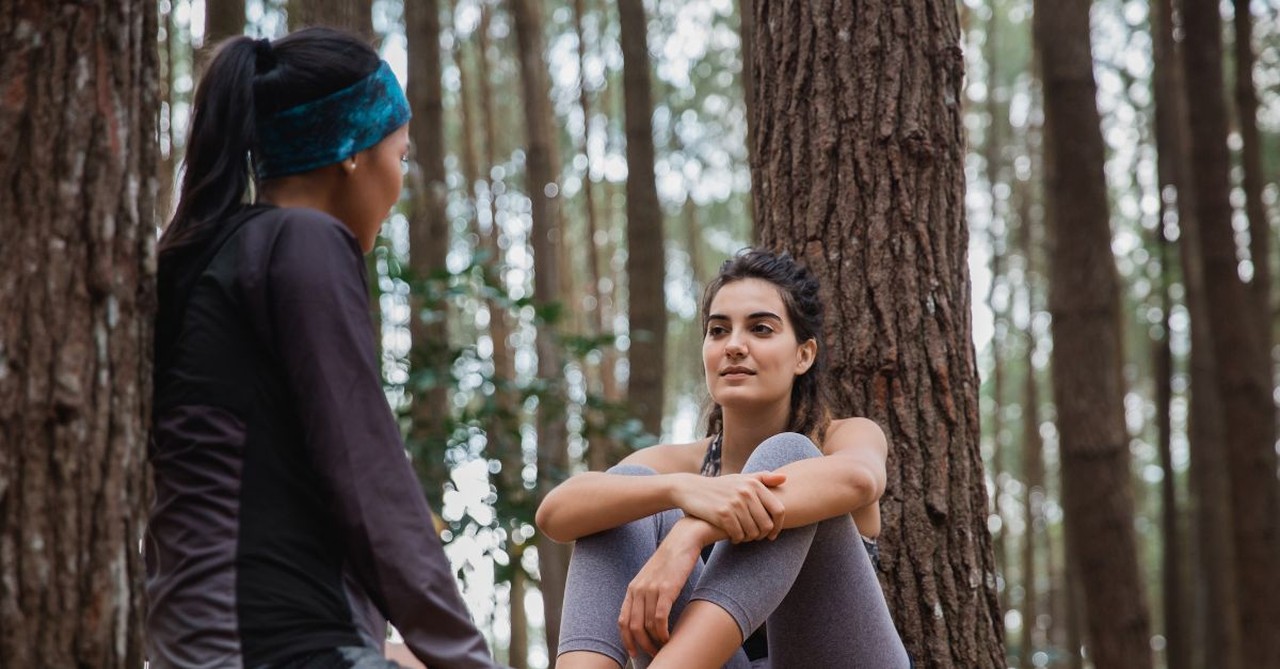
[558,433,911,669]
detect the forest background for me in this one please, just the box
[2,0,1279,668]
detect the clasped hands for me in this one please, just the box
[618,471,787,657]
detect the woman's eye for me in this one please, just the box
[707,326,727,337]
[752,323,774,334]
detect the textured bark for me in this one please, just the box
[1149,4,1193,668]
[618,0,666,439]
[509,0,571,657]
[0,1,157,665]
[404,0,452,512]
[288,0,373,39]
[1034,1,1154,666]
[473,9,526,664]
[750,1,1002,666]
[1233,0,1271,356]
[204,0,245,45]
[1181,3,1280,665]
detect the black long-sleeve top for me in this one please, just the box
[147,205,497,669]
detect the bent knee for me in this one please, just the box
[742,432,823,473]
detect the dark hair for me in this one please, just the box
[701,248,832,443]
[160,28,380,254]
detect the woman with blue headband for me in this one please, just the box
[148,29,499,669]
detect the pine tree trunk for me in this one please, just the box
[509,0,571,657]
[474,9,527,664]
[1018,204,1043,668]
[404,0,452,512]
[574,0,617,472]
[205,0,245,45]
[1180,4,1280,666]
[738,0,757,242]
[750,2,1003,665]
[1149,4,1194,668]
[618,0,666,439]
[288,0,374,39]
[980,9,1012,632]
[1033,1,1153,666]
[1233,0,1271,356]
[0,2,157,665]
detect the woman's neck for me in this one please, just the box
[257,173,340,217]
[719,401,791,474]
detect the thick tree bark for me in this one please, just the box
[404,0,452,512]
[1033,1,1153,667]
[473,8,527,665]
[1181,3,1280,666]
[1149,4,1196,668]
[204,0,245,45]
[618,0,666,439]
[509,0,571,657]
[750,2,1002,666]
[1233,0,1271,355]
[0,1,157,665]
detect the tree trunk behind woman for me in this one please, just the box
[473,7,528,664]
[403,0,453,512]
[509,0,571,657]
[618,0,666,439]
[1233,0,1271,354]
[749,1,1003,665]
[288,0,373,40]
[205,0,245,46]
[1180,2,1280,665]
[1149,2,1201,668]
[1033,0,1153,666]
[0,2,157,665]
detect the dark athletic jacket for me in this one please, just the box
[147,205,496,669]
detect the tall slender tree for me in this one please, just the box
[204,0,245,47]
[1149,4,1195,668]
[403,0,452,512]
[1233,0,1271,352]
[0,1,158,665]
[1034,1,1153,666]
[473,6,528,665]
[509,0,571,656]
[288,0,373,39]
[618,0,666,439]
[1181,3,1280,665]
[750,1,1003,665]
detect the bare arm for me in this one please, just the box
[535,443,787,544]
[765,417,888,529]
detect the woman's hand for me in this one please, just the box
[618,518,712,658]
[672,471,787,543]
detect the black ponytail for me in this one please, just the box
[160,28,381,255]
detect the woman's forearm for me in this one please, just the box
[769,456,880,528]
[535,471,696,543]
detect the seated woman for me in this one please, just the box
[536,249,911,668]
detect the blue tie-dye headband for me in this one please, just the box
[254,61,411,180]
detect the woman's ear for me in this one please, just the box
[795,339,817,374]
[340,155,357,175]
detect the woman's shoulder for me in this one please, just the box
[823,417,889,454]
[617,438,711,474]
